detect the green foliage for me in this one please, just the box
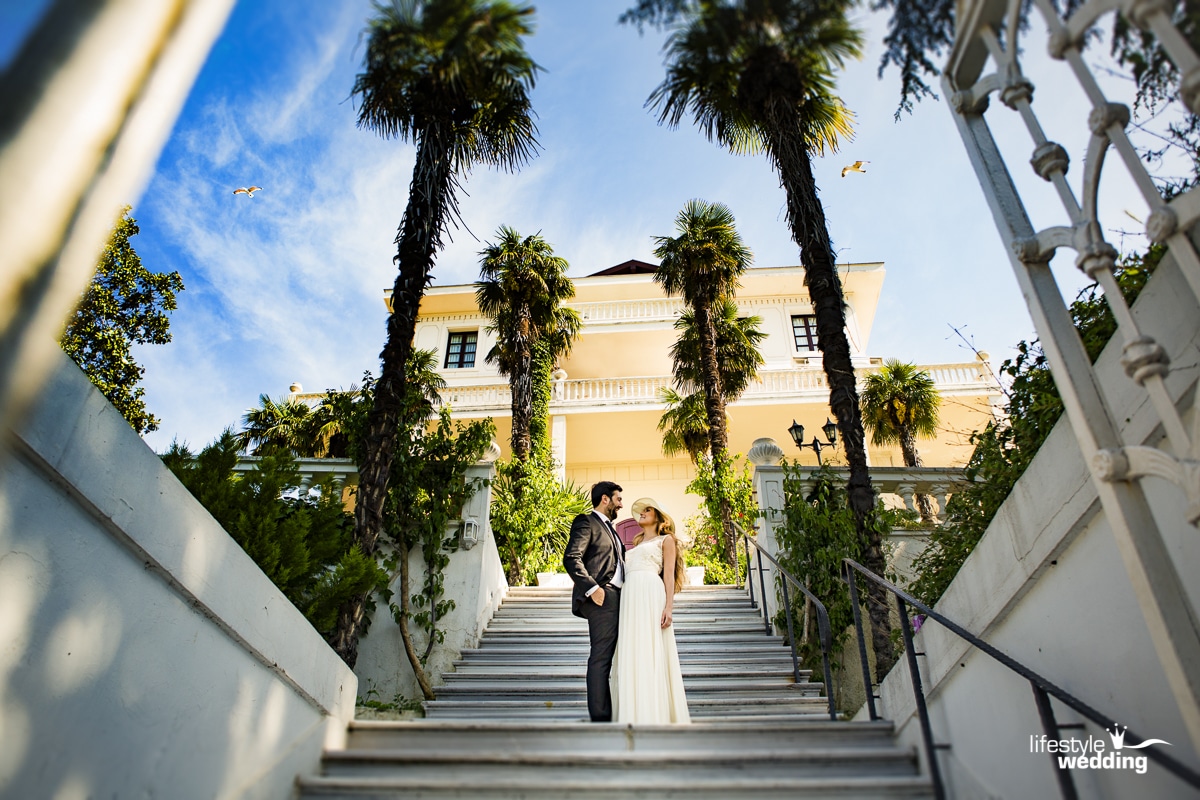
[61,206,183,435]
[683,452,757,582]
[682,512,746,585]
[162,431,388,639]
[491,458,590,585]
[773,462,912,670]
[357,682,425,714]
[488,333,589,585]
[476,227,581,462]
[860,360,940,450]
[908,247,1163,606]
[383,404,494,660]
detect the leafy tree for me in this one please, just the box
[162,432,388,640]
[861,359,941,521]
[475,227,581,465]
[60,206,183,435]
[774,461,912,710]
[908,247,1162,606]
[340,0,541,667]
[488,331,591,585]
[683,452,756,584]
[634,0,896,673]
[382,401,494,699]
[324,358,493,691]
[490,458,591,585]
[653,200,753,563]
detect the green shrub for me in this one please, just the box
[490,459,589,585]
[773,462,913,671]
[162,431,389,639]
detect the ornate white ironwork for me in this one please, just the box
[946,0,1200,747]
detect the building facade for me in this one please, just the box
[399,259,1002,530]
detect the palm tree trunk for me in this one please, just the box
[899,426,936,523]
[510,311,533,463]
[330,125,456,669]
[696,302,735,563]
[767,121,895,678]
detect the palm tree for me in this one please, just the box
[658,387,711,464]
[862,359,941,522]
[653,200,753,562]
[338,0,540,667]
[238,395,319,456]
[475,227,581,465]
[659,297,766,463]
[671,297,765,400]
[645,0,897,673]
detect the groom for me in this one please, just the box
[563,480,624,722]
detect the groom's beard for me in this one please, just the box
[606,508,618,521]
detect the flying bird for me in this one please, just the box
[233,186,263,197]
[841,161,868,178]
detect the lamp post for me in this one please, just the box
[788,418,838,465]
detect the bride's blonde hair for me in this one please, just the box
[633,507,686,594]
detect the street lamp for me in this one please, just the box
[788,418,838,465]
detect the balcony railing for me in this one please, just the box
[433,361,998,414]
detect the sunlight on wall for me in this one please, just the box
[50,772,90,800]
[0,529,45,788]
[219,677,289,798]
[44,587,122,695]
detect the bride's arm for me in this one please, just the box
[660,535,677,629]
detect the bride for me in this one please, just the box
[610,497,690,724]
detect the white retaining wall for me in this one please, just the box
[353,463,507,704]
[0,350,356,800]
[874,247,1200,797]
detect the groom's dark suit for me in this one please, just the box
[564,510,625,722]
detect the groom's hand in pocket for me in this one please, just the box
[591,587,606,606]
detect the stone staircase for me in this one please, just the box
[298,585,933,798]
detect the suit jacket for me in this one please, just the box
[564,511,625,618]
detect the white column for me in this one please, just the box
[550,415,567,483]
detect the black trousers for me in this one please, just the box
[580,585,620,722]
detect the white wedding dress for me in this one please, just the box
[610,535,690,724]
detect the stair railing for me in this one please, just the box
[735,522,837,721]
[843,558,1200,800]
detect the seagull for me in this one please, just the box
[841,161,868,178]
[233,186,263,197]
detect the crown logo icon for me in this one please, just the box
[1106,723,1172,750]
[1107,724,1128,750]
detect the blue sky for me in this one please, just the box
[6,1,1171,451]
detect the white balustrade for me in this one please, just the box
[422,362,997,413]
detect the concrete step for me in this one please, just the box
[433,682,823,699]
[317,747,920,781]
[441,662,806,676]
[473,631,787,643]
[344,720,899,752]
[423,696,833,719]
[297,774,934,799]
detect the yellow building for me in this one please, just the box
[406,260,1001,527]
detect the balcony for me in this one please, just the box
[437,361,998,415]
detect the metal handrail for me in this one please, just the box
[843,558,1200,800]
[734,522,837,721]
